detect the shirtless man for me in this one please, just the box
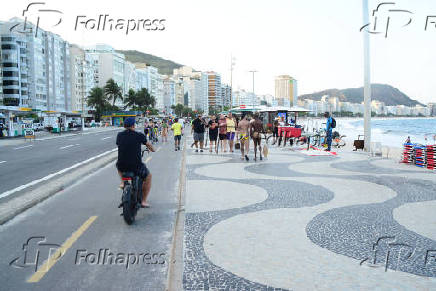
[237,114,250,161]
[250,113,264,161]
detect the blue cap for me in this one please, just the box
[124,117,136,127]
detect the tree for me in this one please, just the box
[174,104,184,116]
[87,87,109,121]
[104,79,123,108]
[136,88,155,112]
[124,89,138,110]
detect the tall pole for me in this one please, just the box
[249,70,257,109]
[362,0,372,152]
[230,55,235,108]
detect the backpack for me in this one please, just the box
[330,117,336,129]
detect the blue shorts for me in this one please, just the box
[226,132,235,140]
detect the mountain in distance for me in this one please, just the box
[116,50,183,75]
[299,84,424,107]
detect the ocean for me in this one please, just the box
[338,118,436,148]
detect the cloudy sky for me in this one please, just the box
[1,0,435,104]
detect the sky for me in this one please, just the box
[1,0,435,104]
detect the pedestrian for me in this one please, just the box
[272,119,279,145]
[324,112,334,152]
[207,115,219,152]
[237,114,250,161]
[0,123,4,138]
[250,113,264,161]
[192,114,206,152]
[218,114,227,152]
[226,112,236,152]
[162,119,169,142]
[171,118,182,151]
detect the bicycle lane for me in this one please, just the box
[0,140,183,290]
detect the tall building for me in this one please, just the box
[162,77,175,113]
[70,44,97,112]
[0,18,71,116]
[221,84,232,108]
[202,71,221,111]
[428,103,436,116]
[275,75,298,107]
[85,44,125,107]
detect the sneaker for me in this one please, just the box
[200,149,203,153]
[175,148,178,151]
[195,149,198,153]
[245,155,249,161]
[178,146,181,150]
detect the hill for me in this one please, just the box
[116,50,183,75]
[299,84,423,107]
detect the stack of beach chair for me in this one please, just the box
[426,145,435,170]
[414,145,426,168]
[402,143,414,164]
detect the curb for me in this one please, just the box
[0,151,118,225]
[167,138,187,291]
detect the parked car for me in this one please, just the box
[32,123,44,131]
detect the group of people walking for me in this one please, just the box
[189,113,265,161]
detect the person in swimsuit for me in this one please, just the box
[250,113,264,161]
[237,114,250,161]
[162,119,169,142]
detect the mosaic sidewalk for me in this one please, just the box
[182,139,436,290]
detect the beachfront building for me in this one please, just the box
[232,90,259,108]
[124,61,136,94]
[428,103,436,116]
[371,100,386,115]
[85,44,126,107]
[221,84,232,108]
[69,44,97,113]
[0,18,72,133]
[411,105,431,117]
[175,79,184,106]
[275,75,298,107]
[202,71,221,112]
[162,76,175,113]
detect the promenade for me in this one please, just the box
[183,137,436,290]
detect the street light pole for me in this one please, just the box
[230,55,235,108]
[249,70,257,109]
[362,0,372,152]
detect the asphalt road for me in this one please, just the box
[0,136,183,290]
[0,128,124,201]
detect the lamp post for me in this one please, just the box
[230,55,235,108]
[249,70,258,110]
[362,0,372,152]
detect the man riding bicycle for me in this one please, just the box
[116,117,155,208]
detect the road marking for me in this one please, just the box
[156,146,162,152]
[145,156,152,163]
[0,148,117,199]
[14,145,34,150]
[27,216,98,283]
[101,136,111,140]
[0,161,6,164]
[59,144,79,150]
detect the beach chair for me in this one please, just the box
[353,135,364,151]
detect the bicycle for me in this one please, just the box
[310,128,327,147]
[332,133,346,148]
[119,149,149,225]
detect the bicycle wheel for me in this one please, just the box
[311,135,319,146]
[122,185,135,225]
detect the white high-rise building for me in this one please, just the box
[0,18,71,117]
[85,44,125,107]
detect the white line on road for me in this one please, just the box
[0,161,6,164]
[14,145,33,150]
[156,147,162,152]
[0,148,117,199]
[59,144,79,150]
[101,136,111,140]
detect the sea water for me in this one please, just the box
[338,118,436,148]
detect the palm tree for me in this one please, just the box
[104,79,123,107]
[124,89,138,110]
[136,88,156,112]
[87,87,109,121]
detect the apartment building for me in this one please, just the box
[275,75,298,107]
